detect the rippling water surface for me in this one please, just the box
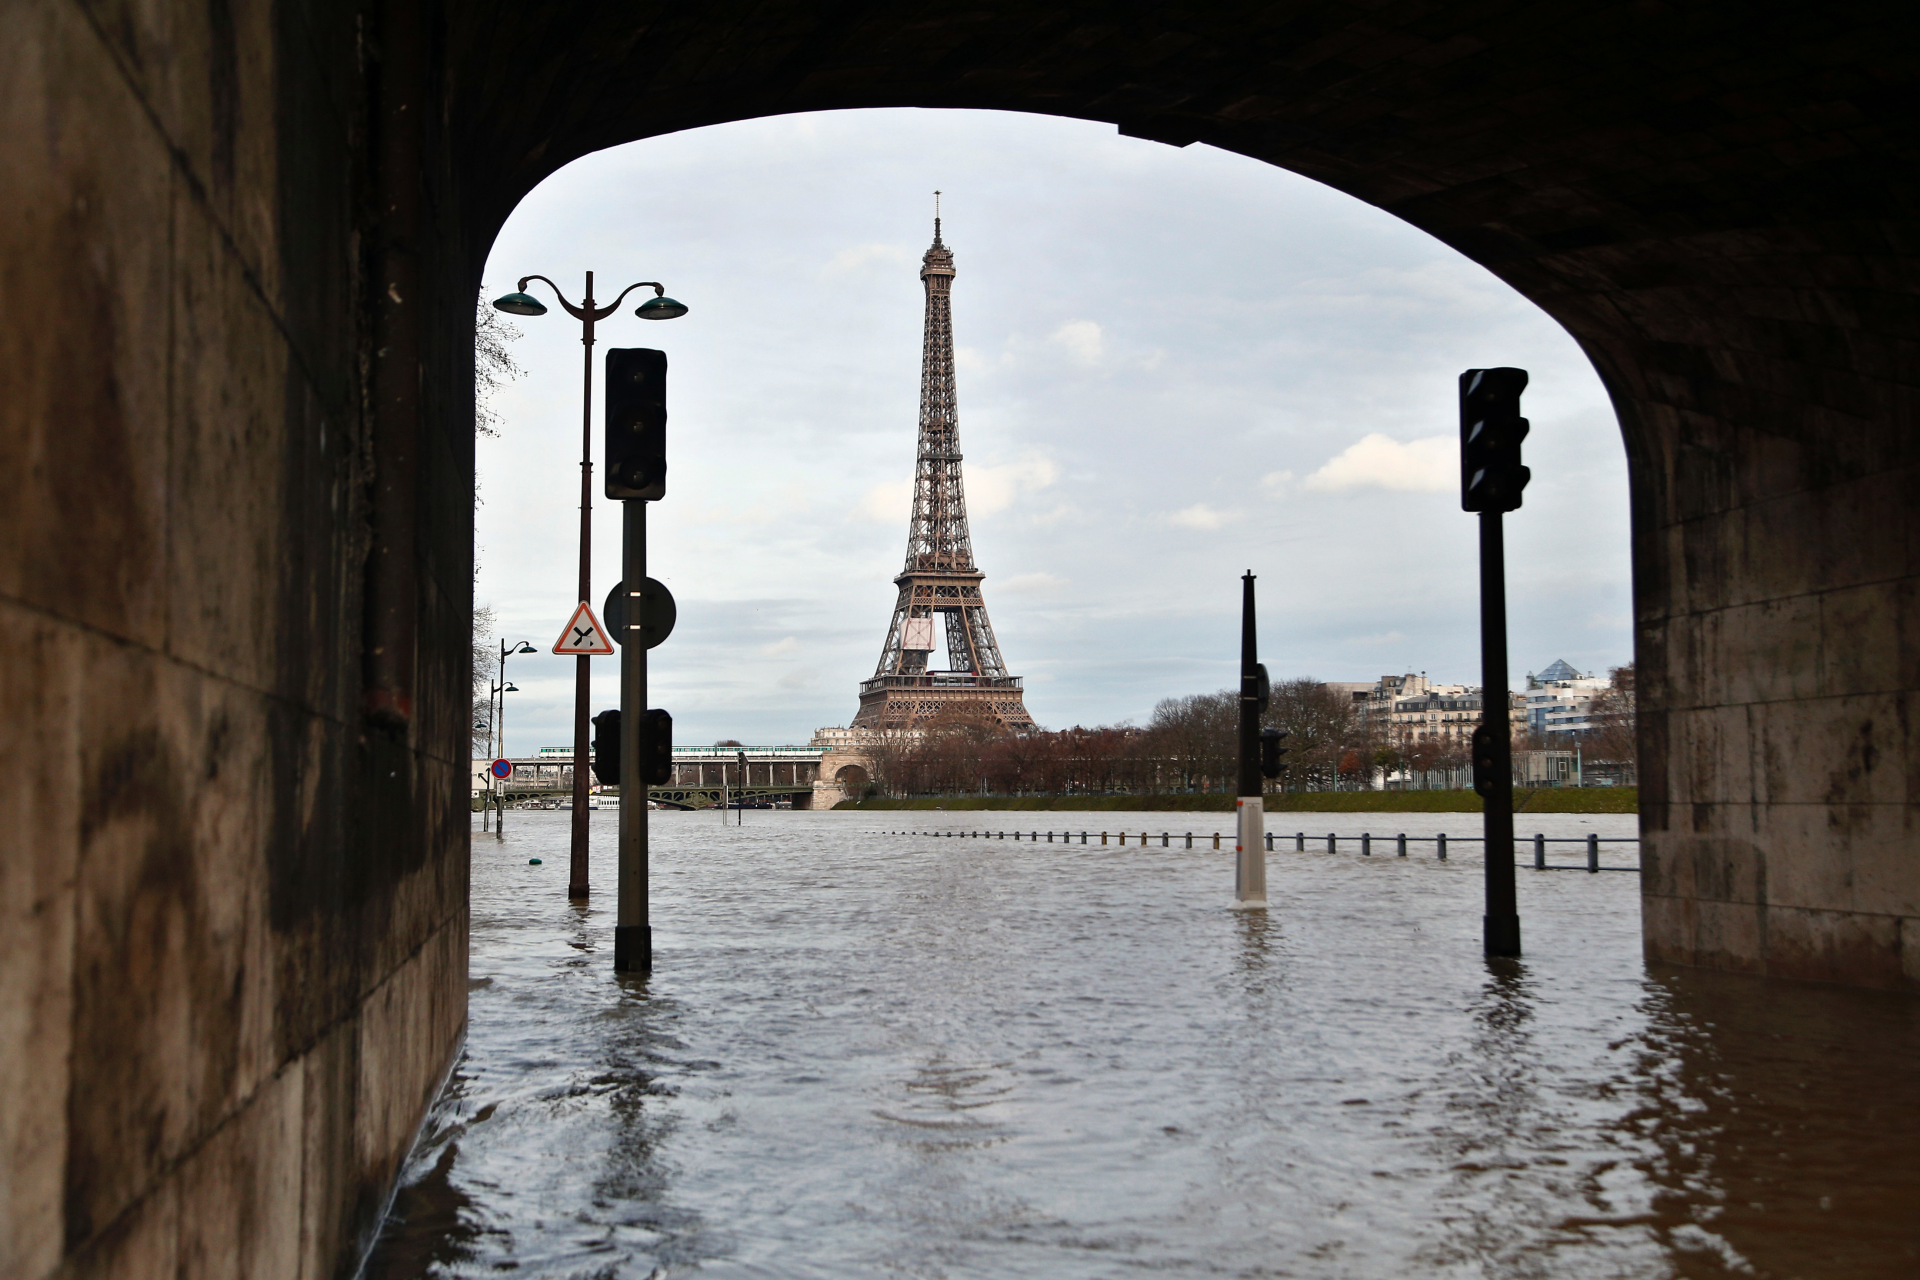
[367,809,1920,1279]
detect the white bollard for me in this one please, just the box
[1234,795,1268,909]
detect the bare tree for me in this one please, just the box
[1149,691,1236,792]
[472,603,497,756]
[475,291,523,438]
[1263,678,1355,791]
[1584,663,1637,782]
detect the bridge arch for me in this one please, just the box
[444,3,1916,992]
[11,4,1916,1276]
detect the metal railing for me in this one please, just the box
[878,827,1640,872]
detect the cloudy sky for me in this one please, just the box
[478,109,1632,753]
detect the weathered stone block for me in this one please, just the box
[0,0,172,648]
[0,601,80,1279]
[174,1063,302,1280]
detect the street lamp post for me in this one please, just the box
[493,274,687,899]
[490,639,536,837]
[486,679,516,829]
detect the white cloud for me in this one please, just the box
[1260,469,1294,493]
[858,478,913,524]
[1356,630,1407,647]
[1001,572,1068,595]
[954,345,988,372]
[1050,319,1104,366]
[825,243,910,274]
[761,636,801,656]
[967,452,1059,516]
[1167,503,1236,530]
[1028,502,1081,528]
[1303,433,1454,493]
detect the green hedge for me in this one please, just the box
[837,787,1637,814]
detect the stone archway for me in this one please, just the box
[10,3,1917,1276]
[810,757,875,811]
[440,2,1917,993]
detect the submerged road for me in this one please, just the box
[368,810,1919,1278]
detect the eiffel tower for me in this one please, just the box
[852,206,1034,732]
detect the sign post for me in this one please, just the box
[552,602,614,893]
[489,757,513,836]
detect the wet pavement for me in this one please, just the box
[366,809,1920,1279]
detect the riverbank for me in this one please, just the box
[837,787,1638,814]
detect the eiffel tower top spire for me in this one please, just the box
[849,208,1033,731]
[905,207,967,575]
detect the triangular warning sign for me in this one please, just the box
[552,601,615,655]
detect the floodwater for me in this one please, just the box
[367,809,1920,1279]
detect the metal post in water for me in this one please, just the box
[1475,508,1521,954]
[1361,832,1371,857]
[614,499,651,974]
[1588,832,1600,873]
[1535,832,1546,869]
[1234,571,1268,909]
[1398,833,1407,857]
[1438,832,1448,860]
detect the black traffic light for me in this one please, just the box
[1459,367,1530,513]
[641,708,673,786]
[591,707,674,786]
[591,709,621,785]
[606,348,667,501]
[1260,727,1289,779]
[1471,723,1502,797]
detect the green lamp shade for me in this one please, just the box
[493,291,547,316]
[636,295,688,320]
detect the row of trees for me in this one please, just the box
[856,666,1636,798]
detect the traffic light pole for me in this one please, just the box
[1477,510,1521,956]
[615,498,651,973]
[1235,572,1267,909]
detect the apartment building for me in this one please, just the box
[1331,672,1525,744]
[1524,658,1611,738]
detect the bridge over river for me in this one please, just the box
[472,744,828,809]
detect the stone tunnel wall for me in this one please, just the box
[2,1,472,1276]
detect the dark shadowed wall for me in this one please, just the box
[2,1,1914,1276]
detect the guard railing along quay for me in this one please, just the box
[876,828,1639,872]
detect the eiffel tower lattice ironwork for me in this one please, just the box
[852,210,1034,732]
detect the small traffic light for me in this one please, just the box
[591,709,621,785]
[606,348,667,501]
[1255,662,1272,715]
[641,708,673,786]
[1471,723,1500,796]
[1459,367,1530,513]
[1260,727,1289,779]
